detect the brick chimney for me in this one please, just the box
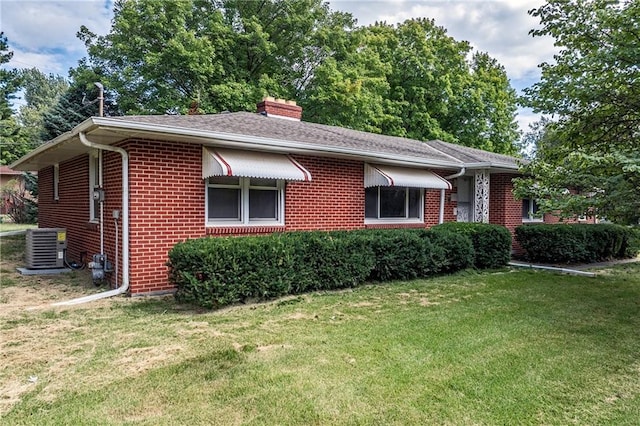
[257,96,302,121]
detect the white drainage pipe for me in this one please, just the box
[509,262,596,277]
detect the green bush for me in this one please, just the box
[515,224,639,264]
[623,227,640,258]
[432,222,512,269]
[168,228,478,309]
[423,229,474,273]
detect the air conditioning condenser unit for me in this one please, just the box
[25,228,67,269]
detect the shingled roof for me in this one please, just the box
[12,110,522,172]
[111,112,462,165]
[111,112,521,169]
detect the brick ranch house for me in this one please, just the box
[12,98,547,296]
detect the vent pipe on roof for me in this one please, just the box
[94,82,104,117]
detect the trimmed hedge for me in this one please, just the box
[168,228,486,309]
[431,222,513,269]
[515,224,640,264]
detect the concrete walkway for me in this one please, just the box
[569,256,640,270]
[511,256,640,275]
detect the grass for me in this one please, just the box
[1,235,640,424]
[0,220,36,233]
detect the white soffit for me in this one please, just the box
[202,147,311,181]
[365,163,451,190]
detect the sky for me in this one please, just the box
[0,0,556,134]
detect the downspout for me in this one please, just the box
[438,168,466,225]
[438,190,445,224]
[52,132,129,306]
[445,167,466,181]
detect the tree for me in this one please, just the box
[41,61,118,141]
[78,0,355,115]
[302,19,520,154]
[76,0,518,154]
[0,32,29,165]
[519,0,640,224]
[17,68,69,143]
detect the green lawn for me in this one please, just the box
[1,235,640,424]
[0,221,36,233]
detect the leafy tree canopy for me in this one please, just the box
[77,0,519,154]
[0,32,29,165]
[518,0,640,224]
[17,68,69,143]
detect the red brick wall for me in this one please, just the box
[37,141,471,295]
[125,140,205,294]
[38,156,101,267]
[489,173,522,252]
[543,212,597,224]
[285,156,364,231]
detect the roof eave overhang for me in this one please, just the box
[10,118,99,171]
[11,118,465,172]
[11,117,519,174]
[462,161,521,174]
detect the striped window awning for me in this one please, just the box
[364,163,451,189]
[202,147,311,181]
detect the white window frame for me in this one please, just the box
[364,186,424,224]
[522,198,542,223]
[89,151,101,222]
[205,176,285,226]
[53,164,59,201]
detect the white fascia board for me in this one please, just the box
[10,119,97,170]
[463,162,521,172]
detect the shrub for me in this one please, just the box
[432,222,512,269]
[168,228,477,309]
[422,229,474,273]
[515,224,639,264]
[622,227,640,258]
[282,231,375,293]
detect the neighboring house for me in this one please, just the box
[0,165,26,215]
[12,97,533,295]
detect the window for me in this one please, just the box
[53,164,59,200]
[522,198,541,222]
[365,186,423,221]
[89,152,101,222]
[207,176,283,225]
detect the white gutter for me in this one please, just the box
[51,131,130,306]
[445,167,466,180]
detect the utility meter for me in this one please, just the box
[92,187,105,202]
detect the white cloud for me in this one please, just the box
[332,1,557,87]
[1,0,112,73]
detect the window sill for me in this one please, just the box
[206,225,285,235]
[522,218,543,223]
[365,218,424,225]
[365,220,425,230]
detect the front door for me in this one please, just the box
[456,177,474,222]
